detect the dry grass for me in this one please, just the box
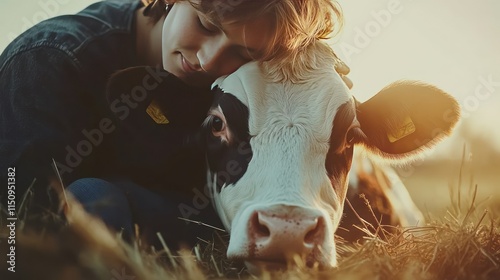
[2,150,499,279]
[335,209,500,279]
[1,182,499,280]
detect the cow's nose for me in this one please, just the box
[248,207,325,262]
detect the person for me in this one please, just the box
[0,0,351,248]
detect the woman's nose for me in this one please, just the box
[197,39,240,76]
[197,41,224,72]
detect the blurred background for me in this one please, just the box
[334,0,500,217]
[1,0,499,216]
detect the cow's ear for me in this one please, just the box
[106,66,200,105]
[106,66,213,128]
[356,80,460,159]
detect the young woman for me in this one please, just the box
[0,0,350,247]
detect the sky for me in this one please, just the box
[1,0,499,158]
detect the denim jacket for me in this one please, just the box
[0,0,212,207]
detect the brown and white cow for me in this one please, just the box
[199,41,460,271]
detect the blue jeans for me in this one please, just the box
[67,178,223,249]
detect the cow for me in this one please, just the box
[199,41,459,271]
[105,41,459,273]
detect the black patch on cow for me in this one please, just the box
[325,100,357,189]
[204,87,252,192]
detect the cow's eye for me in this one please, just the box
[211,116,225,133]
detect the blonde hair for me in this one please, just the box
[144,0,343,63]
[264,40,338,83]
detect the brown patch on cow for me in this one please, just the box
[336,170,400,243]
[325,100,357,196]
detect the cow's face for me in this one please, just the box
[203,61,355,269]
[201,42,460,270]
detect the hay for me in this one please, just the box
[2,153,499,279]
[1,187,498,280]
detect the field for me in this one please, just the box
[405,161,500,218]
[1,154,499,280]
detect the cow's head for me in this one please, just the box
[199,41,460,270]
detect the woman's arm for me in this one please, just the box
[0,47,94,205]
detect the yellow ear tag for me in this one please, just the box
[387,116,415,143]
[146,100,169,124]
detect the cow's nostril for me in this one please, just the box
[251,212,270,238]
[304,217,324,246]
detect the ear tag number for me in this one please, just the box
[387,116,415,143]
[146,99,170,124]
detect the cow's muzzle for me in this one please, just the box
[227,205,334,271]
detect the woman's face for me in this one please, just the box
[161,1,273,88]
